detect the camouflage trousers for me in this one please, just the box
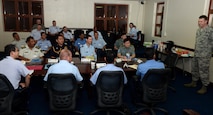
[191,57,211,86]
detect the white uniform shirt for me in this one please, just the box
[19,45,44,60]
[43,60,83,82]
[0,56,30,89]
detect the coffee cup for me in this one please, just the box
[91,61,96,69]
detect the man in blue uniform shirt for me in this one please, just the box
[130,48,164,103]
[31,24,45,41]
[80,35,97,60]
[136,48,165,81]
[92,31,107,59]
[90,50,127,85]
[36,32,52,53]
[74,32,86,52]
[0,44,31,112]
[44,49,83,82]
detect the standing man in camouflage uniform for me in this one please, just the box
[184,15,213,94]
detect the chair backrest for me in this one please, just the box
[164,53,178,68]
[0,74,14,115]
[47,73,78,112]
[142,68,171,103]
[137,31,144,45]
[96,71,124,108]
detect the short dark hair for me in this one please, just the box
[26,36,34,43]
[123,38,131,43]
[86,35,92,39]
[199,15,208,20]
[41,32,46,36]
[4,44,16,56]
[56,35,64,39]
[120,33,126,37]
[105,50,115,63]
[12,32,17,37]
[145,48,155,60]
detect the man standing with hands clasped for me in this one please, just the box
[184,15,213,94]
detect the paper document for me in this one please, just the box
[96,63,106,69]
[28,70,34,75]
[116,58,122,63]
[48,58,58,63]
[128,64,138,70]
[81,58,91,63]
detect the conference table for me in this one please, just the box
[29,57,142,76]
[26,57,144,98]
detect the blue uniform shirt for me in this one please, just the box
[74,38,86,50]
[44,60,83,82]
[31,29,45,41]
[36,39,52,51]
[136,59,165,81]
[80,44,97,59]
[90,64,128,85]
[0,56,30,89]
[92,38,106,49]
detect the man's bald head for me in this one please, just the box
[59,49,72,62]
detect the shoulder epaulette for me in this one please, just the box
[21,46,26,49]
[35,46,40,49]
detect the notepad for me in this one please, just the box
[96,63,106,69]
[128,64,138,70]
[115,58,122,63]
[81,58,91,63]
[48,58,58,63]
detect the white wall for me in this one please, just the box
[144,0,213,82]
[0,0,144,51]
[144,0,210,49]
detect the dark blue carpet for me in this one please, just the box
[28,69,213,115]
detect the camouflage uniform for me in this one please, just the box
[192,25,213,86]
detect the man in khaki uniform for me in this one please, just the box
[184,15,213,94]
[19,36,44,61]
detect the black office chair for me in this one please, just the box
[47,73,83,115]
[134,68,171,115]
[163,53,178,92]
[0,74,28,115]
[0,74,14,115]
[90,71,126,115]
[163,52,178,80]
